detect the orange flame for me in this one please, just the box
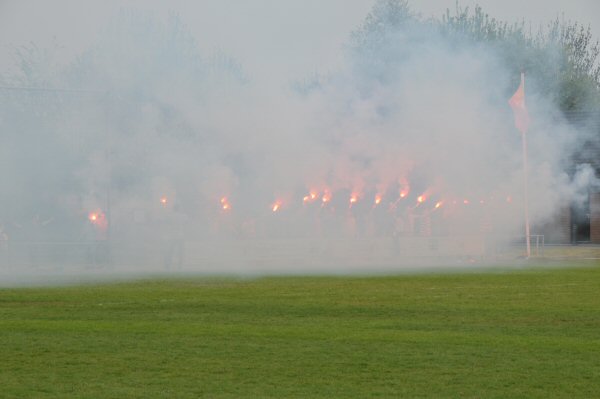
[374,195,382,206]
[399,185,410,199]
[88,210,106,228]
[303,190,319,204]
[88,210,107,230]
[321,193,331,205]
[417,195,425,203]
[220,197,231,211]
[272,200,282,212]
[348,194,358,209]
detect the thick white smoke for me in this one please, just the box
[0,4,597,285]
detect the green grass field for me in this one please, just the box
[1,263,600,398]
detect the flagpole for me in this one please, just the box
[521,72,531,258]
[522,124,531,258]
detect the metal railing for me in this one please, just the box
[505,234,545,257]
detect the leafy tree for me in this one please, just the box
[440,3,600,112]
[349,0,416,83]
[349,0,600,113]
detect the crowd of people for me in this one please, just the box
[0,191,502,269]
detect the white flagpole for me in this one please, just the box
[521,73,531,258]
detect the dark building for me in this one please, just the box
[546,111,600,244]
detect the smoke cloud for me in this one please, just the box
[0,1,598,285]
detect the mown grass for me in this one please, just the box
[1,263,600,398]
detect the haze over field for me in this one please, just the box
[0,1,599,282]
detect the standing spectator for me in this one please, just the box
[27,214,53,267]
[0,223,8,266]
[164,204,187,270]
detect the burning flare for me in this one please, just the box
[160,197,168,205]
[374,194,382,206]
[303,190,318,204]
[87,210,107,230]
[272,200,282,212]
[88,212,99,222]
[321,192,331,206]
[88,209,108,232]
[220,197,231,211]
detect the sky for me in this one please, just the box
[1,0,599,84]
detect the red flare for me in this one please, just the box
[374,195,382,206]
[303,190,319,204]
[87,210,108,232]
[160,197,168,205]
[220,197,231,211]
[271,200,282,213]
[87,210,107,231]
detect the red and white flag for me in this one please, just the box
[509,73,530,134]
